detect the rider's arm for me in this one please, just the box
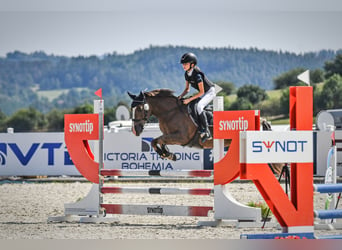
[178,81,190,99]
[184,82,205,103]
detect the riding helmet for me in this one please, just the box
[180,53,197,65]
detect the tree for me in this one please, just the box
[318,74,342,110]
[5,107,46,132]
[273,68,306,89]
[279,89,290,116]
[324,54,342,78]
[216,81,235,95]
[273,67,325,90]
[229,97,253,110]
[311,69,325,84]
[104,106,116,125]
[46,109,65,132]
[72,103,93,114]
[0,109,7,132]
[236,84,268,104]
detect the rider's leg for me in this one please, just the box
[196,87,215,142]
[198,111,212,142]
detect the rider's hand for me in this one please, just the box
[183,99,191,105]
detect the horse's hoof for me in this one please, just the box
[167,153,177,161]
[201,135,212,143]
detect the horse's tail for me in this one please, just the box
[261,118,272,131]
[261,118,284,176]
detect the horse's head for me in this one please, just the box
[127,91,150,136]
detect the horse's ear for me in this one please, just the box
[127,91,136,100]
[137,91,148,100]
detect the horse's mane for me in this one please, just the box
[145,89,176,98]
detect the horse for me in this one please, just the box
[127,88,284,176]
[127,89,230,161]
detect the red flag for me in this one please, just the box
[94,88,102,99]
[331,131,336,146]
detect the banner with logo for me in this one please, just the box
[0,132,78,176]
[0,128,212,177]
[240,131,313,163]
[102,129,211,171]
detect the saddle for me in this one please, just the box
[186,99,213,128]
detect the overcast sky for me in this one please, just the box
[1,0,342,57]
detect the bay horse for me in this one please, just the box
[127,89,230,161]
[127,89,284,176]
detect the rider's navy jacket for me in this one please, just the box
[184,66,214,92]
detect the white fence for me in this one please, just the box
[0,124,212,177]
[1,122,340,177]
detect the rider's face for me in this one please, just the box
[182,63,191,71]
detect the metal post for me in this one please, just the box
[213,96,224,161]
[94,99,104,217]
[332,126,337,215]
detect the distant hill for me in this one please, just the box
[0,46,340,115]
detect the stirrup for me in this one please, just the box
[200,131,206,138]
[200,131,212,143]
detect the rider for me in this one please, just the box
[178,52,216,143]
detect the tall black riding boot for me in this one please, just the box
[199,112,212,143]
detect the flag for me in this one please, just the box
[331,131,336,146]
[94,88,102,99]
[297,70,310,86]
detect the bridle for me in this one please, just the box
[131,96,150,123]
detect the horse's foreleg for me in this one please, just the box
[153,143,164,156]
[151,135,179,161]
[151,138,165,158]
[161,144,176,161]
[151,142,176,161]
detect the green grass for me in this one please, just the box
[225,89,283,104]
[266,89,283,99]
[36,88,89,101]
[225,94,236,103]
[269,118,290,125]
[37,89,69,101]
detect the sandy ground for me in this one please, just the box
[0,179,341,239]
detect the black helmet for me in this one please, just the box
[180,53,197,65]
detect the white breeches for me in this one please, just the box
[196,87,216,114]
